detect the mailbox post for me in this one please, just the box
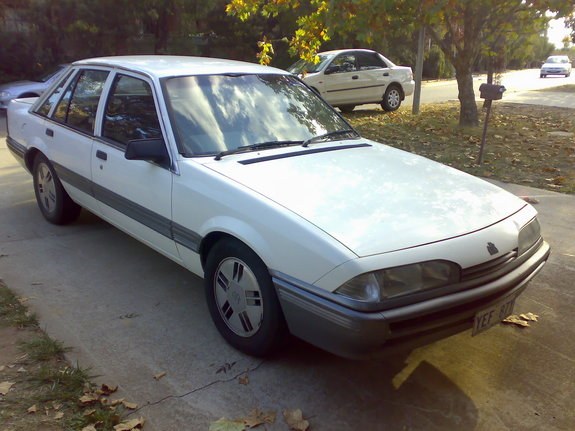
[477,83,506,164]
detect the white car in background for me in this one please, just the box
[0,65,68,110]
[540,55,572,78]
[7,56,549,359]
[288,49,415,112]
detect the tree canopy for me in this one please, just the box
[226,0,574,126]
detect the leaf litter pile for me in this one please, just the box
[345,102,575,194]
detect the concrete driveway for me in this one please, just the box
[1,113,574,429]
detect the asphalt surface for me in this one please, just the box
[0,83,574,430]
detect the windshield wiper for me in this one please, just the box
[302,129,360,147]
[214,140,303,160]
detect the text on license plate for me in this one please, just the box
[472,295,516,336]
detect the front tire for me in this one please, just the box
[338,105,356,113]
[33,154,81,225]
[204,238,287,357]
[381,85,402,111]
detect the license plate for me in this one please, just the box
[472,294,516,336]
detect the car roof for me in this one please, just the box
[317,49,379,56]
[73,55,288,78]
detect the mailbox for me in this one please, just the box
[479,83,506,100]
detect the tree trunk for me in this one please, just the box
[455,65,478,127]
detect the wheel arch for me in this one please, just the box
[19,92,40,98]
[24,147,43,172]
[198,221,273,273]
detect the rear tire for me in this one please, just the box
[33,154,81,225]
[204,238,287,357]
[540,74,546,78]
[381,85,402,111]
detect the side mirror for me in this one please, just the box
[125,138,170,167]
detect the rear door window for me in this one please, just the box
[52,69,109,134]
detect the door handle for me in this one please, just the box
[383,72,389,76]
[96,150,108,161]
[351,75,359,80]
[45,128,54,137]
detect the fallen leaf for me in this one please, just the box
[82,425,98,431]
[79,393,100,404]
[0,381,15,395]
[27,405,37,413]
[238,374,249,385]
[502,315,530,327]
[83,409,96,417]
[208,417,246,431]
[52,402,62,410]
[243,409,276,428]
[520,312,539,322]
[153,371,167,380]
[283,409,309,431]
[520,196,539,204]
[110,398,125,406]
[17,367,27,373]
[54,411,64,419]
[122,400,138,410]
[0,366,4,372]
[113,417,145,430]
[100,383,118,395]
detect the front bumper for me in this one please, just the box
[541,68,570,75]
[273,240,550,359]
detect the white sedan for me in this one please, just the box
[6,56,549,359]
[287,49,415,112]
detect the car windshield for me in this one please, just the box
[164,73,352,157]
[546,56,569,64]
[287,54,334,74]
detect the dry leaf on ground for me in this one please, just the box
[503,315,530,327]
[113,417,145,430]
[0,381,15,395]
[243,409,276,428]
[283,409,309,431]
[209,417,246,431]
[153,371,167,380]
[520,312,539,321]
[79,393,100,404]
[99,383,118,395]
[27,405,37,413]
[122,400,138,410]
[82,425,98,431]
[238,374,249,385]
[54,411,64,419]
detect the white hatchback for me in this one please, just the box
[288,49,415,112]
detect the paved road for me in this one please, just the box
[1,72,574,430]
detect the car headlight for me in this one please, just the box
[518,217,541,255]
[0,90,11,98]
[335,260,460,302]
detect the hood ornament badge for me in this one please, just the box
[487,242,499,256]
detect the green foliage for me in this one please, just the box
[19,334,70,361]
[0,281,38,327]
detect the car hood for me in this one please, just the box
[542,62,569,68]
[203,140,526,257]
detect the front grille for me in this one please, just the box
[461,250,518,281]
